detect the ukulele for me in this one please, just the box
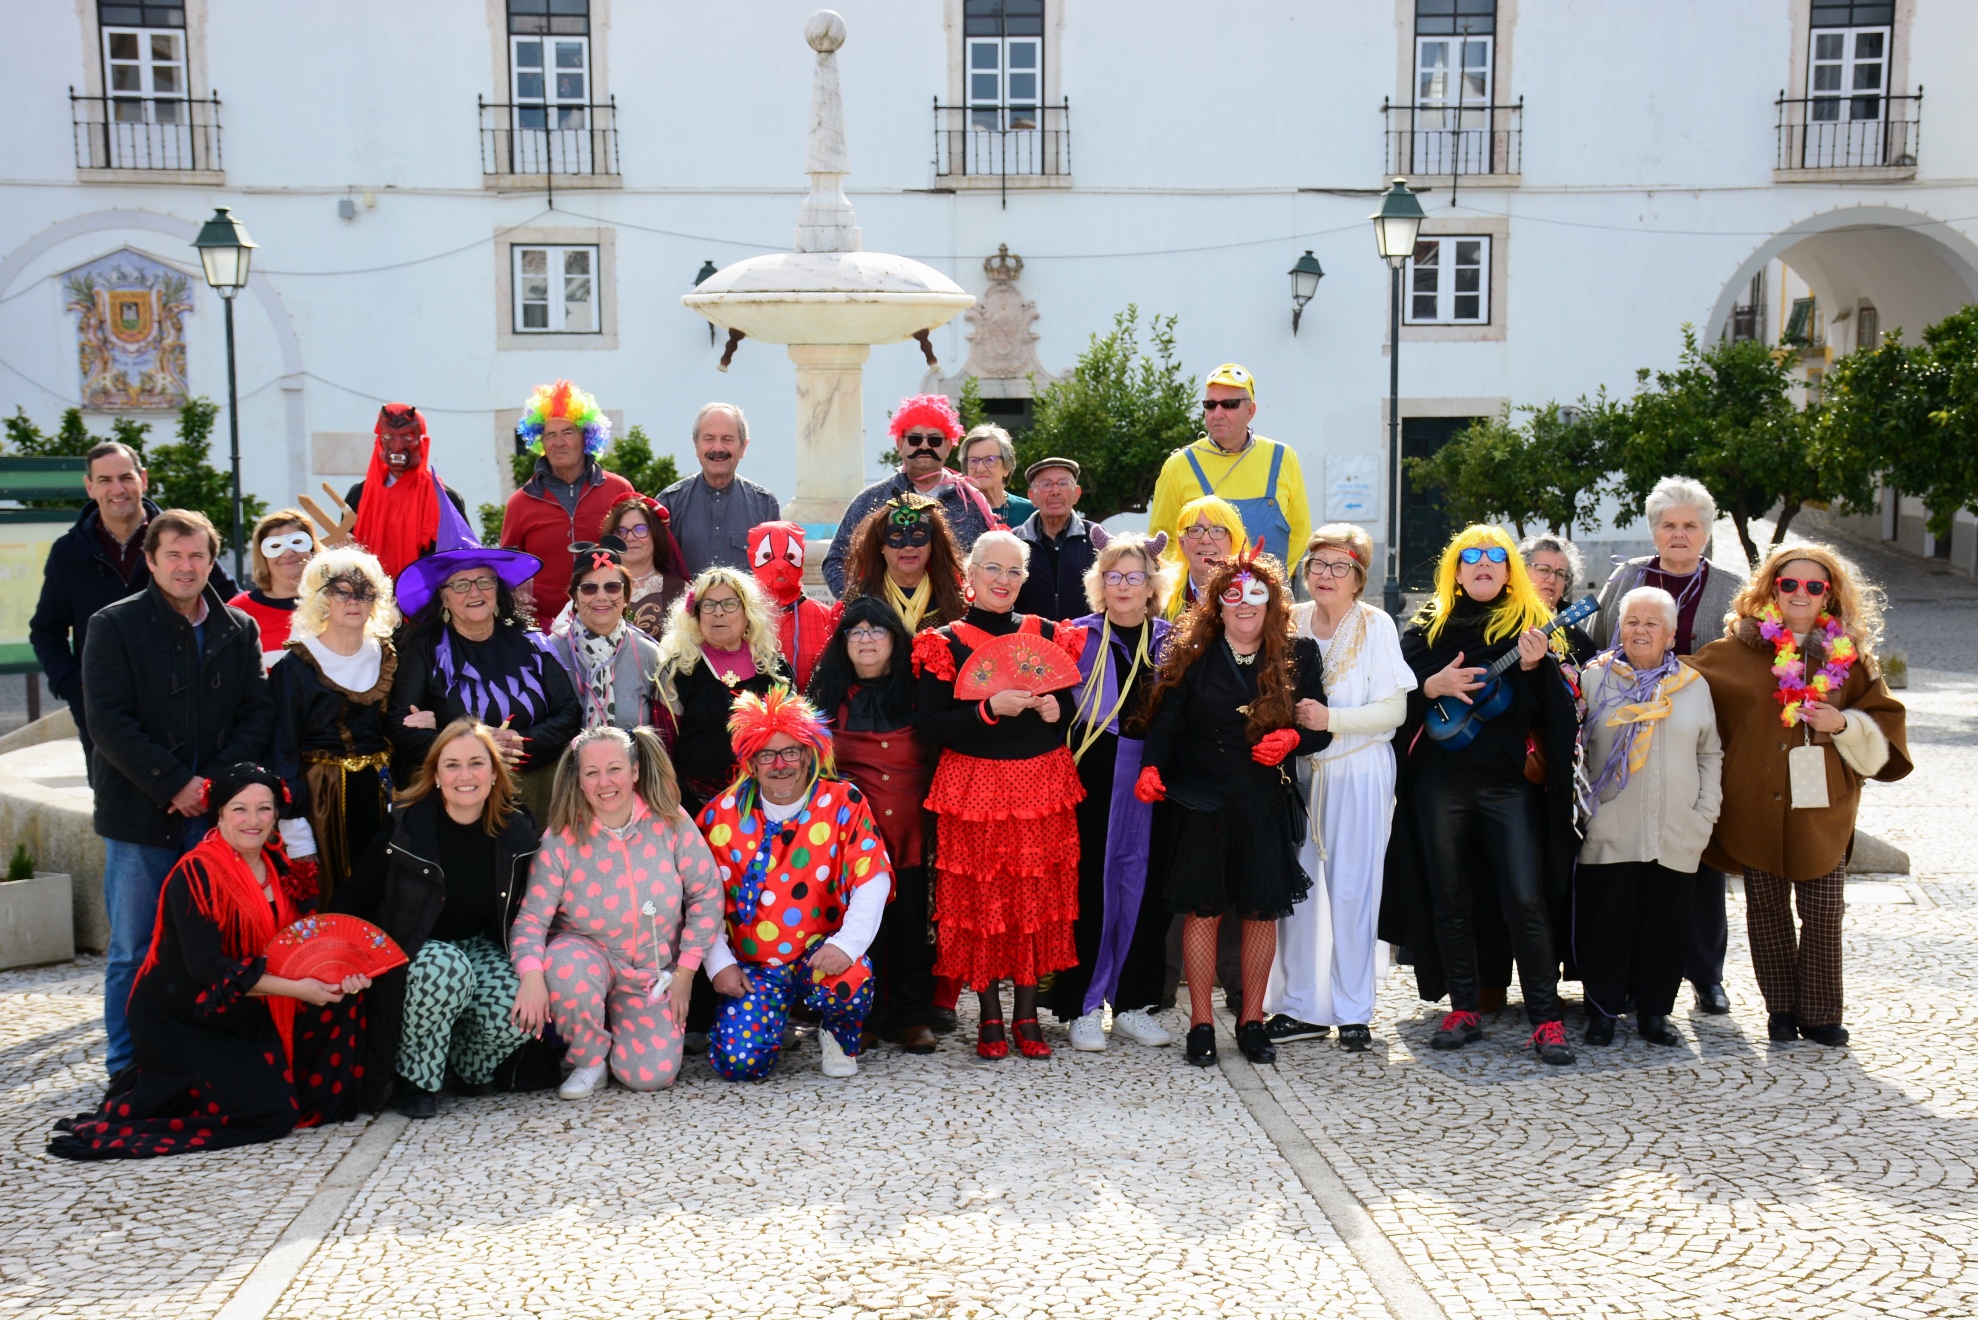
[1423,595,1599,751]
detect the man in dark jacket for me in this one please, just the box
[82,508,272,1078]
[28,441,236,772]
[1012,458,1108,621]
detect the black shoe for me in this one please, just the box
[1236,1021,1277,1065]
[396,1081,438,1119]
[1185,1023,1218,1067]
[1800,1022,1850,1047]
[453,1079,497,1097]
[1638,1014,1683,1047]
[927,1007,959,1036]
[1430,1009,1483,1051]
[1767,1012,1799,1042]
[1693,983,1732,1015]
[1338,1024,1372,1052]
[1263,1013,1330,1044]
[1584,1013,1616,1046]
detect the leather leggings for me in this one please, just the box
[1414,765,1561,1024]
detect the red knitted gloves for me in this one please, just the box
[1251,728,1301,766]
[1133,766,1167,803]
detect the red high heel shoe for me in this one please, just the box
[1013,1017,1052,1059]
[976,1017,1009,1060]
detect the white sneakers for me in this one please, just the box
[558,1061,608,1100]
[1112,1008,1174,1047]
[1068,1009,1109,1052]
[819,1032,859,1078]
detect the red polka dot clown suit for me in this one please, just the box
[697,687,894,1082]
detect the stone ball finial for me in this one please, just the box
[805,10,847,52]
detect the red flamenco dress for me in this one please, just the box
[913,607,1087,990]
[48,837,364,1161]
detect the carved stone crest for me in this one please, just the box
[925,244,1058,401]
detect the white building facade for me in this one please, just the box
[4,0,1975,584]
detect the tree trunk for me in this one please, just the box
[1731,497,1759,566]
[1769,500,1803,549]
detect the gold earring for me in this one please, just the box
[441,606,452,624]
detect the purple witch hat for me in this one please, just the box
[392,471,543,617]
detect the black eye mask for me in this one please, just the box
[884,522,933,550]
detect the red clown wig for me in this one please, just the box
[888,394,964,444]
[727,684,835,776]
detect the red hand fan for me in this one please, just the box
[953,631,1081,700]
[264,913,408,982]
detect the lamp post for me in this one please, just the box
[1370,177,1424,618]
[191,206,256,582]
[1288,249,1325,335]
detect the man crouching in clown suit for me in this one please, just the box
[698,686,893,1080]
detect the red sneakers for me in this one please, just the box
[1430,1010,1483,1051]
[1528,1019,1576,1065]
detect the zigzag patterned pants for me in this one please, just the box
[397,935,531,1093]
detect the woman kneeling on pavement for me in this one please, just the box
[1574,587,1722,1048]
[509,726,723,1097]
[50,764,369,1159]
[331,718,540,1117]
[1688,542,1909,1047]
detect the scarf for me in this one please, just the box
[884,575,933,634]
[1069,617,1151,766]
[573,621,629,727]
[135,830,302,1060]
[351,458,442,581]
[1580,650,1697,821]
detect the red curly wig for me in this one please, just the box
[888,394,964,443]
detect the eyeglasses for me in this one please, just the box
[615,522,651,540]
[1182,525,1233,543]
[697,595,743,615]
[326,584,378,604]
[260,532,313,557]
[1201,398,1249,412]
[1306,559,1358,579]
[963,455,1003,471]
[752,746,809,767]
[1103,570,1149,587]
[1528,564,1572,582]
[1030,479,1077,494]
[1458,546,1510,565]
[845,624,889,643]
[577,580,626,598]
[1775,576,1829,598]
[1219,578,1272,606]
[976,563,1027,581]
[444,575,499,595]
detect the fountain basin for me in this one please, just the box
[682,251,971,345]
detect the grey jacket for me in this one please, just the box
[548,624,664,732]
[822,471,992,598]
[1578,661,1724,873]
[1591,555,1746,655]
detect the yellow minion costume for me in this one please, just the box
[1147,363,1311,569]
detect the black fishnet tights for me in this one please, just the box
[1182,915,1277,1027]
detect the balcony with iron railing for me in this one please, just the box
[1382,96,1521,199]
[70,89,223,182]
[479,96,621,188]
[933,100,1070,207]
[1775,88,1920,181]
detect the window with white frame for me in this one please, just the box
[512,244,598,333]
[99,1,186,126]
[1411,0,1495,174]
[1805,0,1893,167]
[965,0,1045,131]
[507,0,593,171]
[1405,236,1490,325]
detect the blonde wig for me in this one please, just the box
[1414,524,1554,646]
[1298,523,1375,598]
[1159,495,1247,572]
[547,725,684,836]
[288,544,398,641]
[247,508,314,592]
[654,566,782,679]
[1727,540,1885,663]
[1082,533,1180,615]
[394,718,518,835]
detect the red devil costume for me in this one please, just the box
[750,521,833,694]
[345,404,468,579]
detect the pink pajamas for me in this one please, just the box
[510,801,722,1091]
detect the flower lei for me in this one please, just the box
[1757,602,1857,728]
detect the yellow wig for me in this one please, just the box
[1415,524,1554,645]
[1160,495,1248,621]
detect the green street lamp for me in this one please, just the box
[1288,250,1325,335]
[1370,178,1425,617]
[191,207,257,583]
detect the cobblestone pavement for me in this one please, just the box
[1,527,1971,1319]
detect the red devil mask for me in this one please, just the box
[749,521,807,607]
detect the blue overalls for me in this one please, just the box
[1185,439,1291,565]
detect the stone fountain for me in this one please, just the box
[681,9,974,540]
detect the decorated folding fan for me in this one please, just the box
[953,631,1080,700]
[264,913,408,982]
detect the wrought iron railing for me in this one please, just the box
[1382,97,1521,178]
[1775,89,1920,171]
[479,97,620,176]
[934,100,1070,204]
[70,90,222,172]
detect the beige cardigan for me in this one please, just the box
[1578,660,1724,873]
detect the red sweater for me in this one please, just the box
[500,462,636,622]
[228,589,297,672]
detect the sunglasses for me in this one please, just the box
[752,746,808,767]
[901,432,947,449]
[1458,546,1510,565]
[1219,577,1272,606]
[1775,576,1829,598]
[261,532,313,557]
[1201,398,1249,412]
[577,580,626,598]
[1103,570,1149,587]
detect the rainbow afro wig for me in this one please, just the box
[518,379,612,455]
[727,684,835,777]
[888,393,964,443]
